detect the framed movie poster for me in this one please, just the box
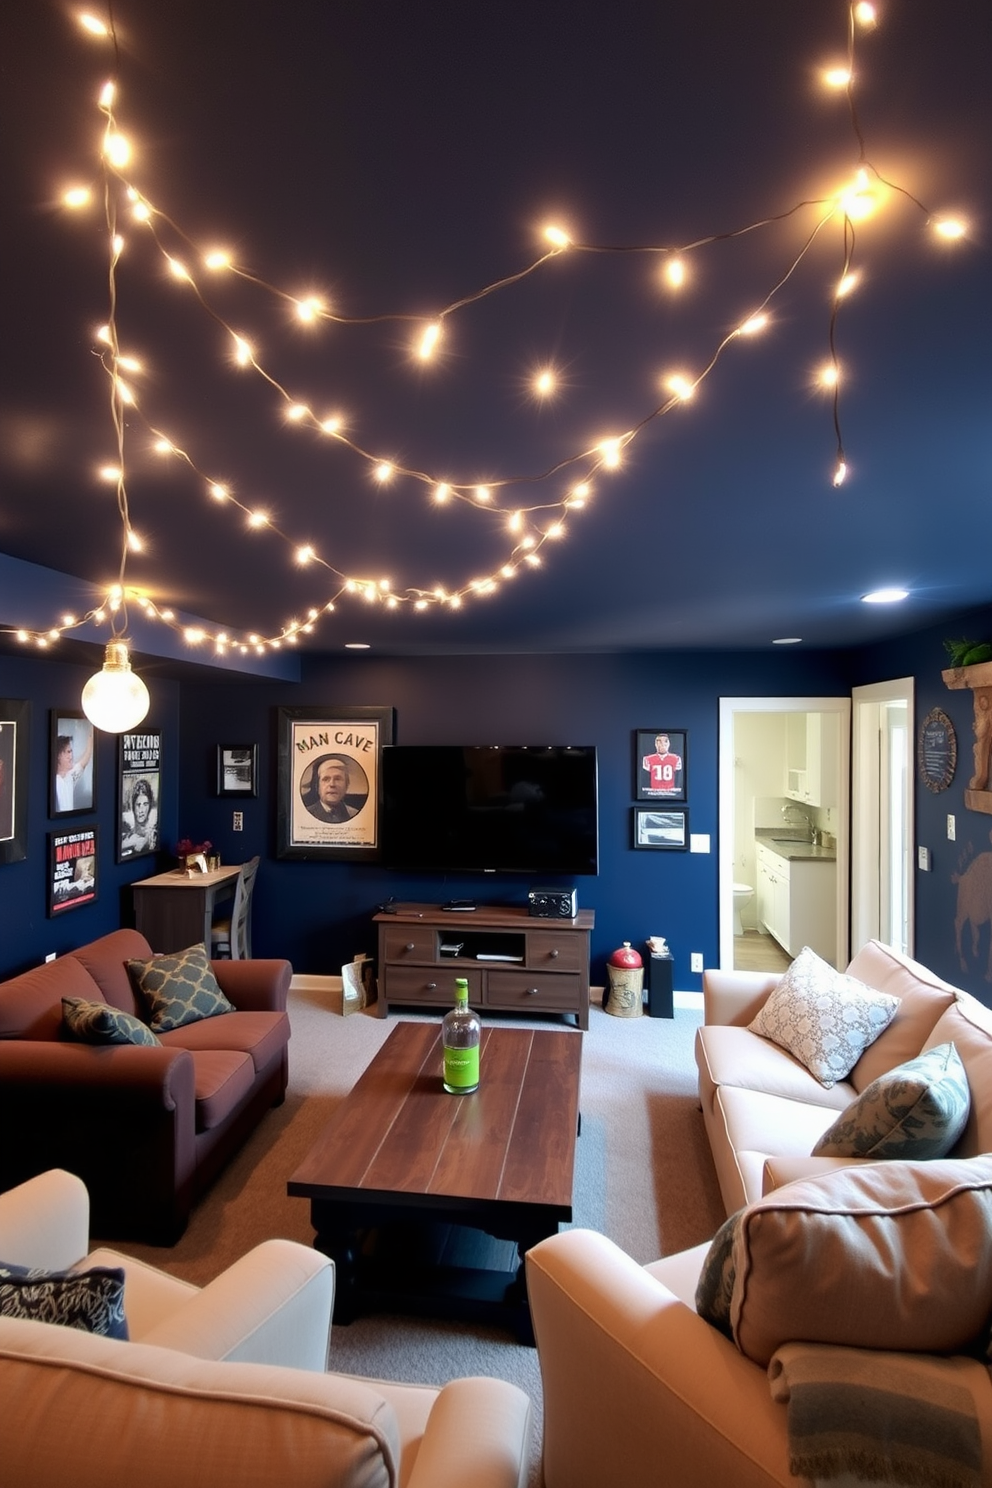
[0,698,29,865]
[276,706,395,861]
[50,710,95,817]
[49,825,98,915]
[216,744,258,798]
[633,807,688,851]
[635,728,687,803]
[118,729,162,862]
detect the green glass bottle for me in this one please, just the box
[442,977,481,1094]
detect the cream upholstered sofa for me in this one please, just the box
[525,943,992,1488]
[0,1170,533,1488]
[696,938,992,1214]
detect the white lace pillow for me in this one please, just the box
[749,945,899,1088]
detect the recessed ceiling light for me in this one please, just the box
[344,642,370,649]
[861,588,909,604]
[772,637,803,645]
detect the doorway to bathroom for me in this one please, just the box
[718,697,851,973]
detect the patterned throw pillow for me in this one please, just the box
[62,996,160,1047]
[0,1261,128,1339]
[127,943,235,1032]
[748,945,899,1088]
[812,1043,970,1160]
[695,1209,741,1337]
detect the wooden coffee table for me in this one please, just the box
[288,1019,582,1343]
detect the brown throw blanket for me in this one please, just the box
[768,1342,987,1488]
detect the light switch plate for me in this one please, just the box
[918,845,931,871]
[689,834,710,853]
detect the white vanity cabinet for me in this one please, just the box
[755,842,837,964]
[784,713,839,808]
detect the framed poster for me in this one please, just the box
[917,707,957,794]
[216,744,258,798]
[49,825,98,915]
[633,807,688,850]
[50,710,95,817]
[118,729,162,862]
[635,729,687,803]
[0,698,29,864]
[276,706,394,861]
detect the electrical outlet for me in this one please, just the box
[690,952,704,973]
[45,951,56,963]
[233,811,244,831]
[947,814,956,841]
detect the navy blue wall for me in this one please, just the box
[6,611,992,1000]
[0,651,180,977]
[849,604,992,1001]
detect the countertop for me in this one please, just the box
[754,829,836,863]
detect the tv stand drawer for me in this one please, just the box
[485,970,583,1013]
[383,965,483,1003]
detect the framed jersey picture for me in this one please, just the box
[635,729,687,803]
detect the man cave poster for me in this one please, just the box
[289,717,380,850]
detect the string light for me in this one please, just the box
[7,1,975,659]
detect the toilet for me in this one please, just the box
[732,882,753,936]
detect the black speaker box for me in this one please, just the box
[527,888,578,919]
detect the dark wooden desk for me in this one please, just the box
[288,1020,582,1342]
[132,864,241,953]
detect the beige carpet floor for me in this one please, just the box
[116,988,725,1485]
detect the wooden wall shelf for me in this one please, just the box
[942,663,992,814]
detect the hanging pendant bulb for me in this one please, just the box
[81,640,150,733]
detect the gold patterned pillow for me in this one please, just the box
[62,996,160,1047]
[749,945,898,1088]
[127,943,234,1032]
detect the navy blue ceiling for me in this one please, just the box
[1,0,989,657]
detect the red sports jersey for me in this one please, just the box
[643,751,682,792]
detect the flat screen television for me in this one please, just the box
[380,745,599,875]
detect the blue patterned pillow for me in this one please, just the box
[695,1209,741,1337]
[127,942,235,1032]
[812,1043,970,1160]
[62,996,160,1047]
[0,1261,128,1338]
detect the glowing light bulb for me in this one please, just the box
[166,256,191,282]
[81,642,150,733]
[543,224,571,249]
[285,404,308,422]
[818,363,841,388]
[295,295,325,322]
[98,81,115,108]
[598,438,623,468]
[449,595,462,609]
[933,216,967,241]
[738,313,769,336]
[508,511,523,533]
[127,530,143,553]
[373,462,394,484]
[95,325,111,344]
[415,599,428,611]
[525,553,542,567]
[832,460,848,487]
[822,66,852,89]
[663,257,686,289]
[205,249,232,270]
[63,186,91,208]
[111,233,125,256]
[546,523,564,539]
[836,271,860,298]
[98,464,121,482]
[474,485,492,503]
[117,355,142,373]
[248,510,269,527]
[103,131,131,168]
[533,368,556,397]
[433,483,451,503]
[417,322,442,360]
[837,168,878,222]
[209,483,229,500]
[501,565,516,579]
[666,373,695,401]
[153,438,173,455]
[78,13,110,37]
[232,335,253,366]
[131,201,151,222]
[854,3,877,27]
[862,588,908,604]
[320,415,343,435]
[296,545,315,565]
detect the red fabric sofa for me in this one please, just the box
[0,929,291,1243]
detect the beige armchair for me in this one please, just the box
[0,1170,533,1488]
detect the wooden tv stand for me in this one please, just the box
[374,902,594,1030]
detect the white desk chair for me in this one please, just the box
[210,855,259,960]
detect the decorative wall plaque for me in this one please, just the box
[917,707,957,793]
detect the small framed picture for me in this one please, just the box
[118,729,162,863]
[217,744,258,798]
[50,711,96,817]
[48,825,98,915]
[635,729,687,803]
[633,807,688,851]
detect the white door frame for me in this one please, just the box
[718,696,851,970]
[851,677,915,956]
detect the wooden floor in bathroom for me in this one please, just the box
[733,931,792,973]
